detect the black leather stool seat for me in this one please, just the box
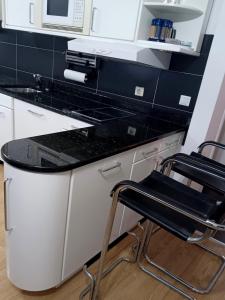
[173,152,225,194]
[115,171,224,241]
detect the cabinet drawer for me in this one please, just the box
[134,141,160,163]
[60,115,92,131]
[14,99,92,139]
[0,93,13,109]
[160,133,183,151]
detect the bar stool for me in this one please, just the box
[80,154,225,300]
[171,141,225,195]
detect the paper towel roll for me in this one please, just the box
[64,69,87,83]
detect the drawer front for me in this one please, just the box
[134,141,160,163]
[14,99,92,139]
[160,133,183,152]
[59,115,92,131]
[0,93,13,109]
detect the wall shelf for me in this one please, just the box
[143,3,203,20]
[136,40,200,56]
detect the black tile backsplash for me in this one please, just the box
[17,31,54,50]
[169,35,214,76]
[17,45,53,78]
[98,58,160,103]
[0,29,213,114]
[0,42,16,69]
[154,71,202,112]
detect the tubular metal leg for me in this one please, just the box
[142,223,225,296]
[137,220,196,300]
[80,188,143,300]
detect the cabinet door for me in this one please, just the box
[5,0,36,28]
[91,0,140,40]
[120,155,158,235]
[4,163,71,291]
[14,100,91,139]
[0,106,13,160]
[62,151,134,280]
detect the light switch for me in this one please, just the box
[135,86,144,97]
[179,95,191,107]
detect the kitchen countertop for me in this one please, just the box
[0,82,189,173]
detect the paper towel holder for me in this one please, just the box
[65,50,100,80]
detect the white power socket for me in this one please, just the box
[135,86,145,97]
[179,95,191,107]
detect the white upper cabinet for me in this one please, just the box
[90,0,141,41]
[4,0,42,29]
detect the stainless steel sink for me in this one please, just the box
[5,87,42,94]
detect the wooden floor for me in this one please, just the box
[1,165,225,300]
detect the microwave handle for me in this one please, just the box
[91,7,98,32]
[29,2,35,25]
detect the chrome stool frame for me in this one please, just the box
[80,156,225,300]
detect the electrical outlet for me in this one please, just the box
[135,86,145,97]
[179,95,191,107]
[128,126,137,136]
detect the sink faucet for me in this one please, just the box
[33,74,42,91]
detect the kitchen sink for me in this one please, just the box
[4,87,42,94]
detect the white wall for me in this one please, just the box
[182,0,225,155]
[206,0,223,34]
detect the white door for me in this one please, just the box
[62,150,134,280]
[0,105,13,160]
[14,100,91,139]
[120,154,158,235]
[5,0,36,28]
[4,163,71,291]
[90,0,141,40]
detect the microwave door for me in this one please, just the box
[43,0,75,26]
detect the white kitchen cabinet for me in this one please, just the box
[0,106,13,160]
[14,99,91,139]
[62,150,134,281]
[120,134,183,235]
[4,0,37,28]
[120,154,158,235]
[4,163,71,291]
[90,0,141,41]
[0,94,14,161]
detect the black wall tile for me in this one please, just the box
[17,31,54,50]
[0,66,16,81]
[17,45,53,77]
[53,51,97,89]
[0,27,212,115]
[154,71,202,112]
[169,34,213,76]
[200,35,214,55]
[0,28,17,44]
[0,43,16,68]
[98,58,160,102]
[54,36,72,52]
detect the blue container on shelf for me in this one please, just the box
[149,18,173,42]
[149,18,163,41]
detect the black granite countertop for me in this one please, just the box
[0,81,189,173]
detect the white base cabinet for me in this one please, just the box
[62,151,134,280]
[3,132,184,291]
[4,163,71,291]
[0,106,13,160]
[14,100,91,139]
[0,94,14,161]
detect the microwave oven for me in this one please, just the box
[42,0,93,34]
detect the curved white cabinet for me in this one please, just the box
[4,163,71,291]
[3,132,184,291]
